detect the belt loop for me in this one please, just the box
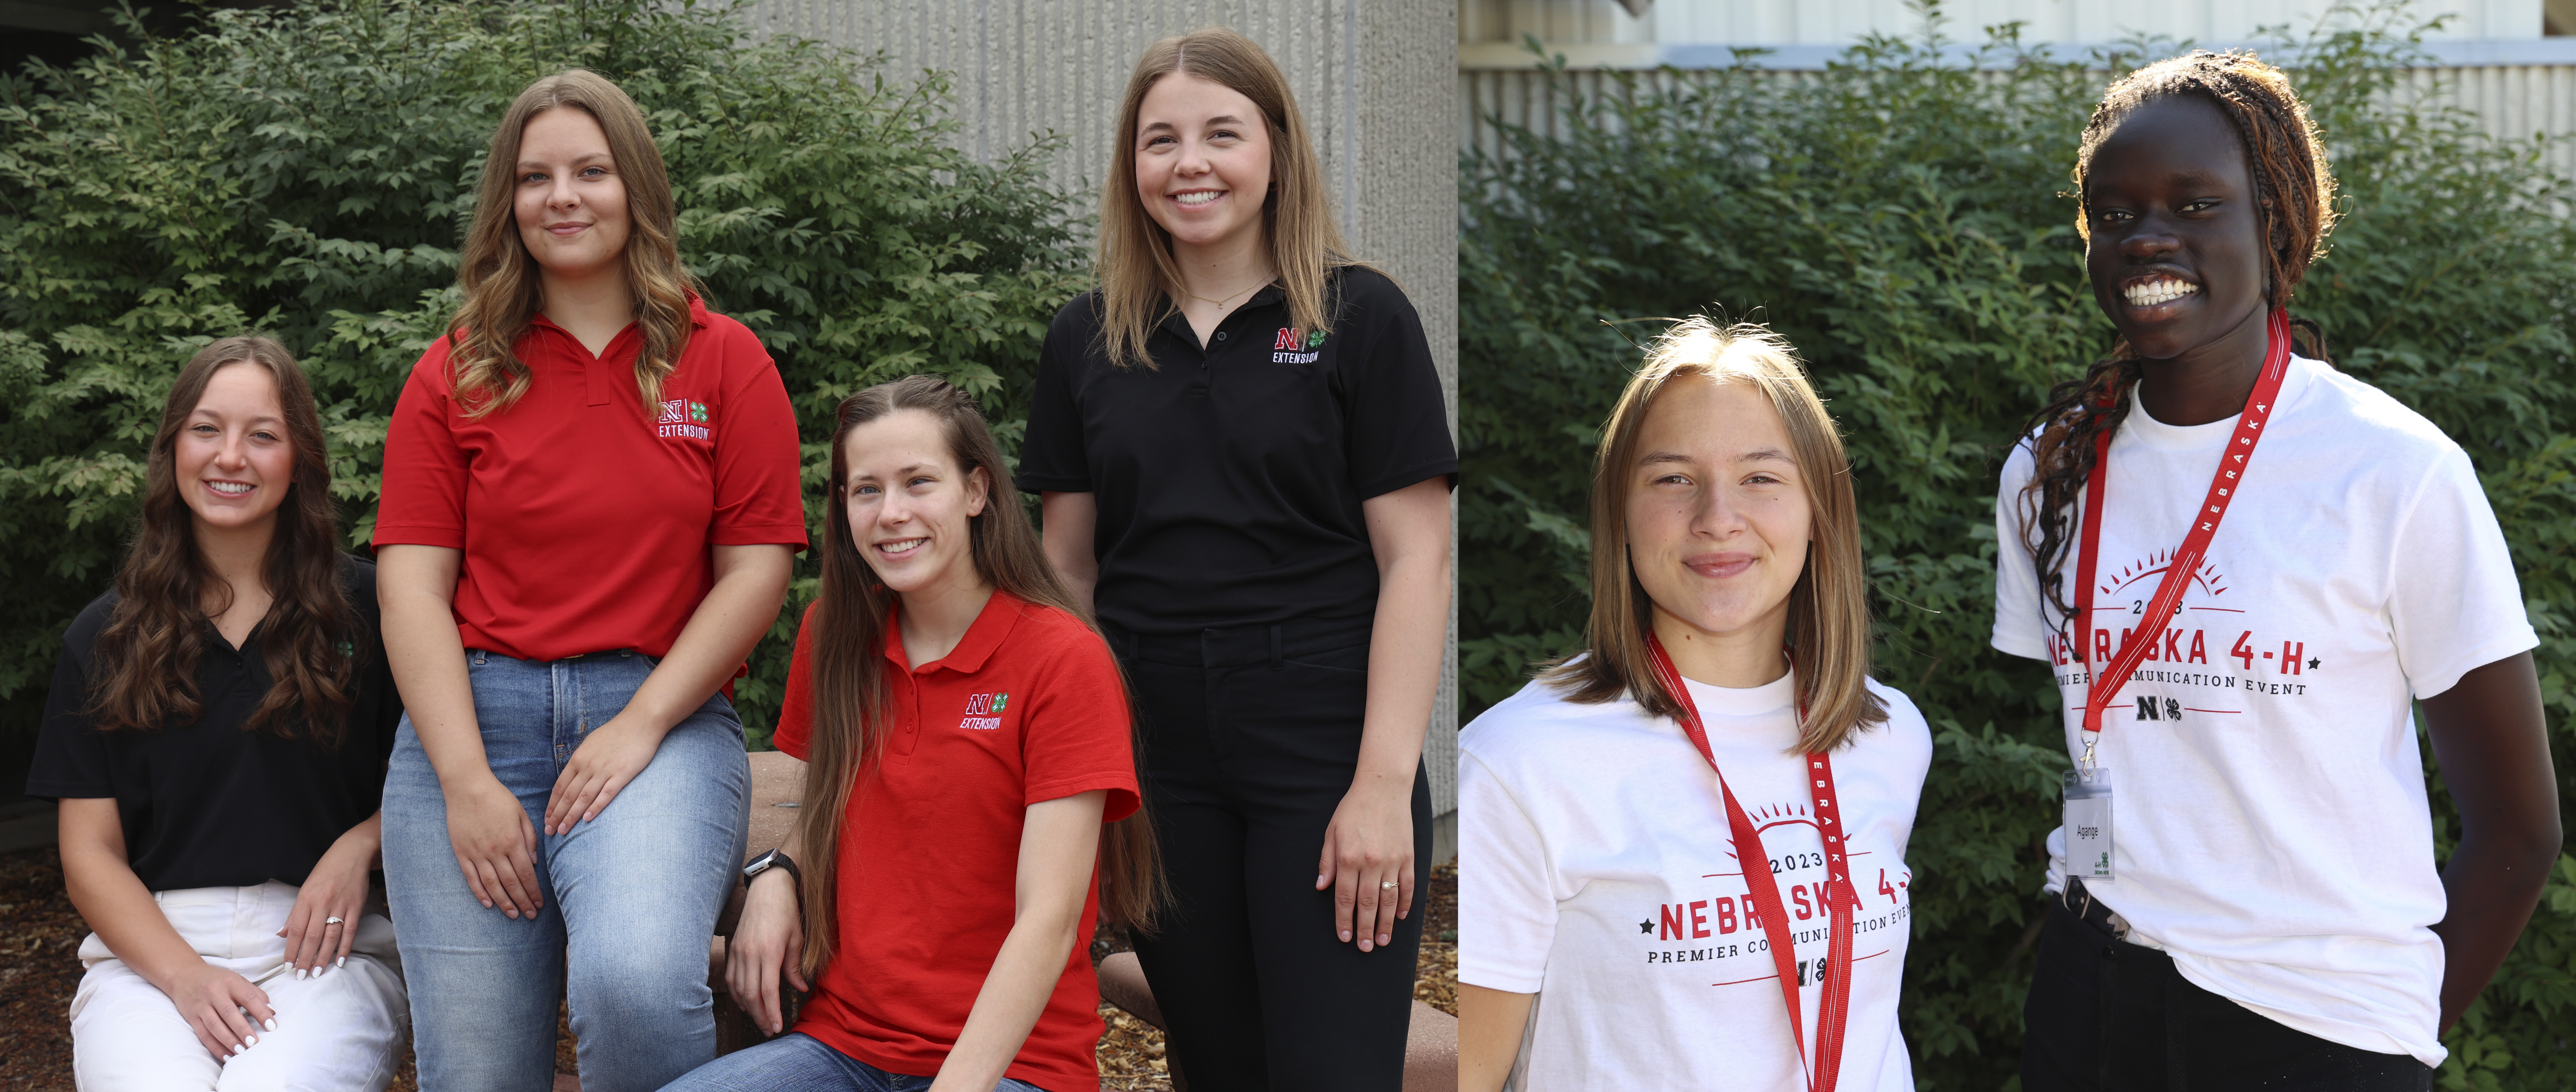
[470,650,486,666]
[1269,625,1283,671]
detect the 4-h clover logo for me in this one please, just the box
[688,401,709,424]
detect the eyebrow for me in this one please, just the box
[853,462,943,480]
[192,410,285,428]
[1638,447,1794,467]
[516,152,614,171]
[1140,114,1248,136]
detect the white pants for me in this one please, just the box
[69,880,407,1092]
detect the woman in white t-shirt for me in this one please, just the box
[1458,317,1934,1092]
[1998,52,2559,1090]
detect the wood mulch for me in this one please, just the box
[0,847,1460,1091]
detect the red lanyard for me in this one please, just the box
[1645,635,1853,1092]
[2071,308,2293,764]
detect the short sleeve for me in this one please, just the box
[2387,448,2537,698]
[1017,614,1141,822]
[27,599,116,800]
[341,559,405,766]
[1991,439,2053,661]
[372,340,469,550]
[772,604,817,762]
[1457,747,1557,994]
[1339,273,1458,500]
[1014,301,1094,494]
[709,329,810,550]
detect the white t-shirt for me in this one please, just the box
[1460,667,1934,1092]
[1991,354,2536,1067]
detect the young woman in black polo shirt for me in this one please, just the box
[29,337,407,1091]
[1017,26,1456,1090]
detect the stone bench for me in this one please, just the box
[714,751,1459,1091]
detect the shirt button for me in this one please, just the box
[1215,331,1227,341]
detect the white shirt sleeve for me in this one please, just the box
[2385,446,2537,699]
[1457,747,1559,994]
[1993,440,2053,661]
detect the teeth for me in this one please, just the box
[209,482,252,494]
[878,539,925,556]
[2123,278,2199,307]
[1175,191,1221,206]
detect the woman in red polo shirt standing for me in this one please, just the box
[664,375,1152,1092]
[372,70,805,1092]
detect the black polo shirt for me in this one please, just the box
[1016,266,1456,635]
[28,555,402,892]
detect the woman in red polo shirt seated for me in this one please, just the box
[665,375,1155,1092]
[371,70,806,1092]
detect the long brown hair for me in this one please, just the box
[87,337,358,744]
[1542,318,1887,753]
[1097,26,1358,369]
[796,376,1164,978]
[446,69,700,417]
[2015,51,2338,628]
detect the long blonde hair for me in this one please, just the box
[446,70,701,417]
[797,377,1164,979]
[1542,317,1887,753]
[1098,27,1355,369]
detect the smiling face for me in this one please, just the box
[175,361,296,535]
[513,107,631,282]
[841,409,991,598]
[1624,378,1813,644]
[2082,94,2270,361]
[1132,72,1274,252]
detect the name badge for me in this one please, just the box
[2064,767,2113,881]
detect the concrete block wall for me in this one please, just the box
[743,0,1463,861]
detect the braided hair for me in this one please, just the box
[2016,50,2338,629]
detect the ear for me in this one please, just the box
[965,466,991,519]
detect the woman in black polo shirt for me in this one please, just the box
[1016,27,1455,1090]
[28,337,406,1090]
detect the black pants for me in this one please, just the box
[2022,880,2433,1092]
[1107,617,1432,1092]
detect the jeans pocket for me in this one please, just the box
[1281,639,1370,674]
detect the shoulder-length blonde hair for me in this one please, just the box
[1097,26,1355,369]
[1542,317,1887,753]
[446,69,701,417]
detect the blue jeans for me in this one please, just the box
[381,648,750,1092]
[660,1033,1049,1092]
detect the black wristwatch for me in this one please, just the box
[743,848,801,894]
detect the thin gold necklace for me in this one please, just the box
[1178,271,1277,311]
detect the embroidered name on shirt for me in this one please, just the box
[657,398,711,440]
[1271,327,1324,364]
[960,691,1009,730]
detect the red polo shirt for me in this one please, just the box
[773,590,1141,1092]
[373,297,808,661]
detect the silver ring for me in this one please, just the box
[323,916,345,926]
[1379,881,1398,890]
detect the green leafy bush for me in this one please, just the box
[0,0,1087,754]
[1460,6,2576,1087]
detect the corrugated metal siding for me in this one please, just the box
[2406,63,2576,178]
[742,0,1463,828]
[1463,65,2576,182]
[1461,0,2540,47]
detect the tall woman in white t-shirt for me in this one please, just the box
[1998,51,2559,1090]
[1458,318,1934,1092]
